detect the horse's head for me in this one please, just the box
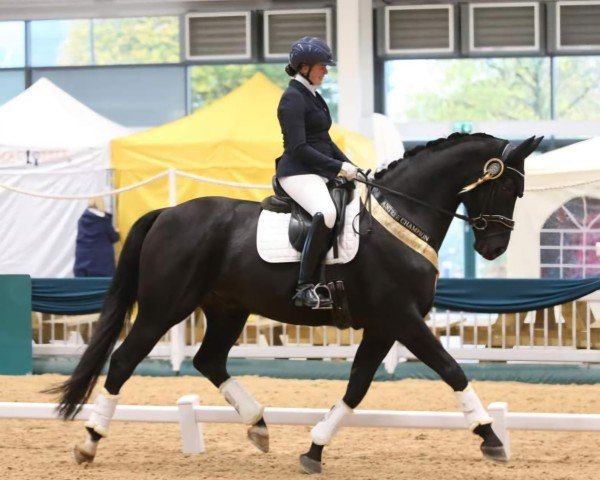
[460,135,543,260]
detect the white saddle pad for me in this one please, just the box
[256,191,361,264]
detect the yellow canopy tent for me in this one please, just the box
[111,72,375,240]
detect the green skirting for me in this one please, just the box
[32,357,600,385]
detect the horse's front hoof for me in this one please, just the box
[299,453,322,474]
[73,444,95,465]
[481,444,509,463]
[247,424,269,453]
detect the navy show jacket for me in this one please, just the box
[275,79,351,179]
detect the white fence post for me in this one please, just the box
[383,341,399,374]
[177,394,204,454]
[168,168,185,372]
[488,401,511,460]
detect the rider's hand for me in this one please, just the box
[338,162,358,181]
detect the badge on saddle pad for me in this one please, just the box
[256,192,361,264]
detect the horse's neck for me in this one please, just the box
[379,142,489,248]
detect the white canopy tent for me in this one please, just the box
[0,78,132,277]
[507,137,600,278]
[372,112,405,169]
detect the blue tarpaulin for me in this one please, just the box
[434,278,600,313]
[32,278,111,314]
[31,277,600,315]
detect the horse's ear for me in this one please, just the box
[507,136,543,167]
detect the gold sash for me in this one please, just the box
[359,184,439,271]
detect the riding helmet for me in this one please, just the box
[288,37,336,69]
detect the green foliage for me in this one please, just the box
[60,15,340,118]
[93,17,179,64]
[555,57,600,120]
[404,58,551,121]
[57,20,91,65]
[394,56,600,122]
[189,64,339,119]
[61,17,179,65]
[188,64,288,111]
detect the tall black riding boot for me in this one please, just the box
[293,212,333,308]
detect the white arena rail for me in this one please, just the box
[2,397,600,458]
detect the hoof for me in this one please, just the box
[299,453,322,474]
[481,445,509,463]
[247,424,269,453]
[73,444,95,465]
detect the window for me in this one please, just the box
[385,57,550,122]
[32,66,186,127]
[0,70,25,105]
[30,16,179,67]
[92,17,179,65]
[188,64,339,119]
[0,22,25,68]
[30,20,92,67]
[555,56,600,120]
[438,215,465,278]
[540,197,600,278]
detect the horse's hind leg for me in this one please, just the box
[74,306,191,464]
[300,329,394,474]
[192,305,269,453]
[398,316,508,462]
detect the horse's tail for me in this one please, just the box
[46,208,165,420]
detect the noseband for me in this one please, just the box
[460,142,523,233]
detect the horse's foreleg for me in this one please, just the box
[398,318,508,462]
[300,331,394,474]
[192,308,269,452]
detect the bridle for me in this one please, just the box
[354,141,523,233]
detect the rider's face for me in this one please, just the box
[300,64,328,86]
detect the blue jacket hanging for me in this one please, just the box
[74,209,120,277]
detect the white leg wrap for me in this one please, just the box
[84,388,120,437]
[311,400,353,446]
[455,383,493,431]
[219,378,264,425]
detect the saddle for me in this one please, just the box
[260,176,356,329]
[260,176,355,258]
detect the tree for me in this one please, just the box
[391,56,600,122]
[189,64,339,119]
[398,58,550,121]
[555,57,600,120]
[61,17,179,65]
[60,17,340,119]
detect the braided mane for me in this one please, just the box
[374,132,496,179]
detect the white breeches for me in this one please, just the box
[219,377,264,424]
[278,174,337,229]
[455,383,493,431]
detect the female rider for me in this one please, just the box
[276,37,357,308]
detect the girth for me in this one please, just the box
[260,176,355,256]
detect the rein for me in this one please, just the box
[354,176,471,223]
[353,141,522,234]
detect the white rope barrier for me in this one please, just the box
[525,176,600,191]
[0,169,274,200]
[0,171,169,200]
[174,170,272,190]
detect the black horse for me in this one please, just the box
[49,132,542,474]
